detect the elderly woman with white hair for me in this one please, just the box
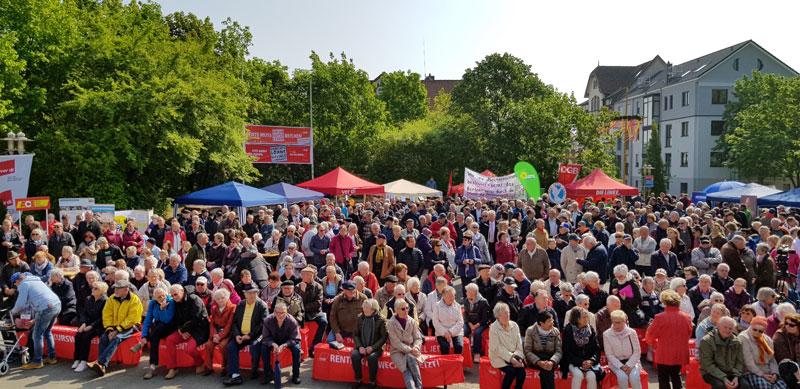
[387,299,423,389]
[352,299,387,389]
[137,268,170,315]
[738,315,788,388]
[489,302,527,389]
[133,286,175,378]
[433,286,464,355]
[753,287,777,318]
[695,303,729,353]
[696,291,725,323]
[669,277,695,322]
[406,277,426,332]
[603,310,642,389]
[766,302,797,337]
[199,288,235,376]
[609,264,644,328]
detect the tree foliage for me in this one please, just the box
[376,70,428,124]
[715,71,800,187]
[643,123,668,194]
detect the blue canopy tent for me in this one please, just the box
[705,183,781,203]
[173,181,286,221]
[758,188,800,208]
[261,182,325,204]
[692,181,745,203]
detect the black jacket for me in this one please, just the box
[72,272,93,314]
[231,299,269,341]
[396,247,424,278]
[51,279,77,319]
[296,280,323,319]
[173,289,210,344]
[463,294,490,327]
[518,304,558,337]
[552,297,576,331]
[560,323,600,378]
[471,275,499,306]
[495,289,522,322]
[0,260,29,289]
[79,294,108,329]
[95,245,124,270]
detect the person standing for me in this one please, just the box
[645,290,693,389]
[518,237,550,282]
[10,273,62,369]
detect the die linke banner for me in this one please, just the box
[557,163,582,184]
[0,154,33,212]
[463,168,526,200]
[245,125,313,165]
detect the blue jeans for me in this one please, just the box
[31,304,60,364]
[464,324,487,355]
[97,327,135,366]
[227,338,262,376]
[262,343,301,379]
[326,330,352,343]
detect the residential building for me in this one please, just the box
[580,40,797,195]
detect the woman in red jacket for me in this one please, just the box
[200,288,236,375]
[494,231,518,265]
[121,220,144,254]
[645,289,693,389]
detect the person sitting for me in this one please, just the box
[375,274,397,308]
[133,287,175,378]
[350,261,379,295]
[353,275,373,299]
[382,284,416,321]
[581,271,608,313]
[697,292,727,324]
[30,251,54,282]
[519,289,558,337]
[699,316,748,389]
[594,295,621,349]
[609,265,644,328]
[351,299,387,389]
[696,303,729,353]
[387,299,424,389]
[738,315,787,388]
[271,280,305,325]
[553,282,576,331]
[432,286,464,355]
[489,302,526,389]
[185,259,211,287]
[724,278,751,317]
[328,280,367,343]
[260,272,282,310]
[296,267,327,353]
[767,302,797,337]
[49,268,77,325]
[72,281,108,372]
[223,283,269,386]
[463,283,490,363]
[688,274,718,324]
[753,287,777,318]
[259,302,303,385]
[163,253,188,286]
[603,310,642,389]
[524,311,561,389]
[736,305,756,334]
[162,284,210,379]
[421,263,451,296]
[200,289,235,376]
[562,306,601,389]
[773,312,800,385]
[639,276,663,324]
[87,280,143,376]
[472,264,498,306]
[711,262,735,294]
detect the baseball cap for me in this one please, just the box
[655,268,667,276]
[568,233,580,241]
[385,275,399,283]
[341,280,356,290]
[112,280,132,289]
[10,273,23,284]
[503,277,517,287]
[560,223,571,229]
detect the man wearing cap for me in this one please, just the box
[1,252,30,307]
[416,228,433,260]
[692,236,723,276]
[328,280,367,343]
[561,234,588,283]
[556,222,571,248]
[375,275,398,308]
[10,272,62,369]
[608,234,637,274]
[472,264,498,305]
[271,280,304,324]
[297,267,326,353]
[224,283,269,386]
[50,268,77,325]
[496,277,522,321]
[86,279,142,376]
[95,237,124,270]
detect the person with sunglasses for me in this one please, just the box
[738,316,787,388]
[773,312,800,386]
[72,281,108,372]
[131,286,174,378]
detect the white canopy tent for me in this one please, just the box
[383,179,443,198]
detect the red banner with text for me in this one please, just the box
[245,125,312,145]
[245,144,312,164]
[558,163,582,184]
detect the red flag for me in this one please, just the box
[446,170,453,197]
[558,163,582,184]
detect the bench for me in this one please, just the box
[479,357,649,389]
[18,325,142,365]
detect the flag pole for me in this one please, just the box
[623,87,629,185]
[310,71,315,179]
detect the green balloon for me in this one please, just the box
[514,161,541,199]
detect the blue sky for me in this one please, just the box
[154,0,799,100]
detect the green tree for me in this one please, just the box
[715,71,800,186]
[0,31,25,133]
[376,70,427,124]
[643,123,668,194]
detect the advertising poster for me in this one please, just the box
[463,168,526,199]
[0,154,34,212]
[91,204,116,225]
[59,198,95,225]
[114,210,153,233]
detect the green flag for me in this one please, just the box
[514,161,541,199]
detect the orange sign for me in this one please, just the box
[15,196,51,211]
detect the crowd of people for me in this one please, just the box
[3,193,800,389]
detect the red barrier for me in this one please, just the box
[634,327,648,354]
[18,325,142,365]
[685,356,710,389]
[312,343,465,388]
[479,357,649,389]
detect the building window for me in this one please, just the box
[665,125,672,147]
[712,89,728,104]
[636,102,640,115]
[668,95,673,110]
[710,152,725,167]
[711,120,725,136]
[665,153,671,169]
[681,91,689,106]
[680,152,689,167]
[593,79,598,89]
[733,58,739,71]
[635,154,639,168]
[680,183,688,194]
[616,137,621,150]
[642,126,650,147]
[643,97,652,126]
[681,121,689,137]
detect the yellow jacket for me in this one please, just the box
[103,291,143,332]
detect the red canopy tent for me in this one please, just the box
[297,167,385,196]
[448,170,497,196]
[565,168,638,201]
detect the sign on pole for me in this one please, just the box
[557,163,582,185]
[244,125,313,165]
[15,197,50,211]
[513,162,541,199]
[644,175,654,188]
[463,168,526,199]
[59,198,95,225]
[547,183,567,204]
[0,154,33,212]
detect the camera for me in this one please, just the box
[775,244,796,278]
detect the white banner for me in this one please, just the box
[463,168,526,200]
[91,204,116,225]
[58,198,95,225]
[114,210,153,233]
[0,154,34,213]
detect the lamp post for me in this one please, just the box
[2,132,31,154]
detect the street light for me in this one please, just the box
[4,132,14,154]
[2,132,32,154]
